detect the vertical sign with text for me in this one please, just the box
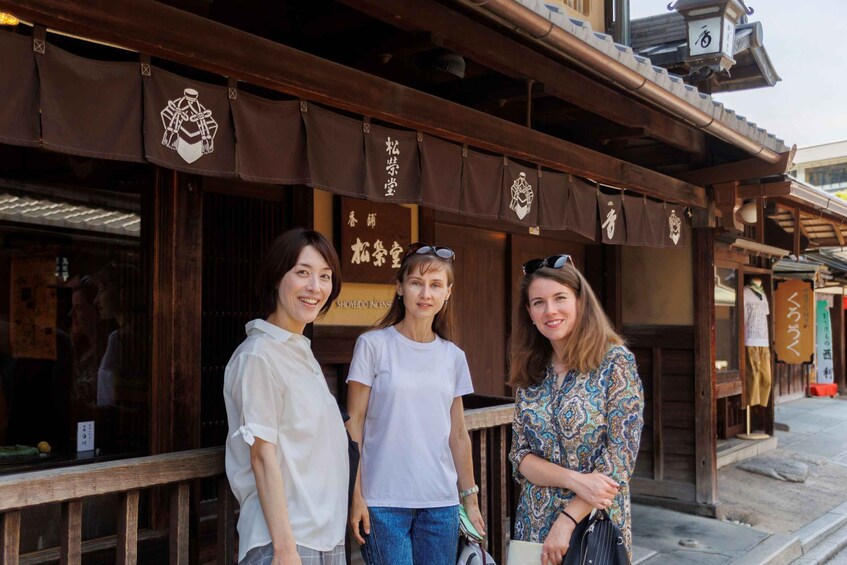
[816,299,834,383]
[773,279,815,364]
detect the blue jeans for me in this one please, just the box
[361,505,459,565]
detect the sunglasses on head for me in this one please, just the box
[403,242,456,263]
[522,254,574,275]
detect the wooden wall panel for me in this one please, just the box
[434,224,508,397]
[625,325,696,502]
[200,189,287,449]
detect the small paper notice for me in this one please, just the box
[77,421,94,452]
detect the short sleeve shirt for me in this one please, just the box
[223,319,348,561]
[744,286,770,347]
[347,326,474,508]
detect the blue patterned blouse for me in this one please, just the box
[509,345,644,556]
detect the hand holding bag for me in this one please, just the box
[562,509,629,565]
[506,510,628,565]
[457,506,496,565]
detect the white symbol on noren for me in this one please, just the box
[669,209,682,245]
[509,172,534,220]
[161,88,218,164]
[602,201,617,239]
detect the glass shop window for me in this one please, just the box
[714,266,739,374]
[0,177,149,475]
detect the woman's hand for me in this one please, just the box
[463,496,487,538]
[568,471,619,509]
[541,513,575,565]
[349,491,370,545]
[272,546,301,565]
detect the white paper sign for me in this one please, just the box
[688,17,722,56]
[77,421,94,452]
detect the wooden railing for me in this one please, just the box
[0,448,232,565]
[0,405,515,565]
[465,404,515,564]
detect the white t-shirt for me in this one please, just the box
[347,326,474,508]
[223,319,348,561]
[744,286,770,347]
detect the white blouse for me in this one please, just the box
[224,319,348,561]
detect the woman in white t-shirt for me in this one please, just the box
[347,243,486,565]
[224,228,348,565]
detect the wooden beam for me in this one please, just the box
[693,229,717,506]
[676,147,797,186]
[59,500,82,565]
[713,181,742,231]
[0,0,707,208]
[169,482,190,565]
[117,490,140,565]
[737,181,792,200]
[793,207,801,258]
[0,511,20,565]
[830,219,846,247]
[339,0,707,156]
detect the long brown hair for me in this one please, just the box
[375,253,457,342]
[508,263,623,388]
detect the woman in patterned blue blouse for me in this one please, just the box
[508,254,644,565]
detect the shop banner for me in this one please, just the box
[644,200,668,247]
[143,66,236,176]
[537,171,570,230]
[622,195,647,246]
[499,159,539,227]
[773,279,815,364]
[302,102,364,197]
[816,299,834,383]
[0,32,40,147]
[340,197,412,284]
[419,134,462,212]
[664,204,687,248]
[38,43,144,162]
[460,149,502,219]
[597,192,627,245]
[231,93,309,184]
[364,123,421,203]
[564,176,597,241]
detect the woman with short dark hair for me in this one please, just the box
[224,228,347,565]
[509,255,643,565]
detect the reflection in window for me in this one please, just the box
[715,267,738,373]
[0,185,147,468]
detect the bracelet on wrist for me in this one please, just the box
[459,485,480,498]
[560,509,578,527]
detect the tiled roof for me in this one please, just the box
[514,0,789,154]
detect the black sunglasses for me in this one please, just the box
[522,254,574,275]
[403,242,456,262]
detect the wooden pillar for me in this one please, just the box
[603,245,622,331]
[693,229,717,506]
[150,169,203,533]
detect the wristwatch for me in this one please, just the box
[460,485,480,498]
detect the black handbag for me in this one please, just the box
[562,509,629,565]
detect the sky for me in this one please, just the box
[629,0,847,149]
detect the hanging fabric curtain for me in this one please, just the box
[143,65,236,176]
[231,92,309,184]
[0,31,40,148]
[363,122,421,203]
[419,133,463,213]
[499,158,539,227]
[38,41,144,162]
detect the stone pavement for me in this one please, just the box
[631,396,847,565]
